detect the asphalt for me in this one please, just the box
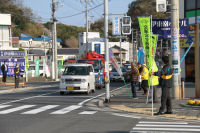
[104,82,200,121]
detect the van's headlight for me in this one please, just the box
[81,79,86,82]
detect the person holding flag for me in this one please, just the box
[141,64,149,95]
[123,62,139,99]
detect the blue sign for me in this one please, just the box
[0,58,25,75]
[152,19,189,39]
[0,51,25,57]
[112,17,121,35]
[138,47,145,65]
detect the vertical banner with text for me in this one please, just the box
[138,17,151,67]
[35,60,39,77]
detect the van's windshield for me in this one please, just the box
[63,66,89,75]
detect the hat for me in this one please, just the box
[142,64,146,66]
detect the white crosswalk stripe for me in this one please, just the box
[22,105,59,114]
[0,105,35,114]
[0,105,11,109]
[0,105,98,115]
[51,105,82,114]
[131,121,200,132]
[79,111,97,115]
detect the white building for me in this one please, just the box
[0,14,17,50]
[78,32,131,64]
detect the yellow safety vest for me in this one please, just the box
[141,67,149,80]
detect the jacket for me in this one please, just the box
[123,66,139,82]
[155,64,173,88]
[14,67,20,78]
[1,64,8,75]
[141,67,149,80]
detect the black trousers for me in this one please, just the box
[159,87,172,113]
[141,80,148,93]
[15,77,19,88]
[2,73,7,82]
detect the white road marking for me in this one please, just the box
[0,105,35,114]
[79,111,97,115]
[0,105,11,109]
[138,121,188,124]
[111,113,141,119]
[22,105,59,114]
[0,91,58,105]
[37,96,93,98]
[136,124,200,128]
[51,105,82,114]
[132,127,200,132]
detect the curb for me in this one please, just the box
[179,103,200,109]
[0,84,59,94]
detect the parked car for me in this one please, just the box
[27,65,50,77]
[59,63,95,95]
[110,67,130,82]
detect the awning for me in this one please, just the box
[29,49,45,56]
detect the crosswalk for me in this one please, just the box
[131,121,200,132]
[0,105,98,115]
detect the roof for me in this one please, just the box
[53,48,79,55]
[19,33,62,42]
[29,49,45,56]
[66,63,93,67]
[111,45,127,51]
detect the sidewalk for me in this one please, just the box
[106,82,200,121]
[0,81,59,94]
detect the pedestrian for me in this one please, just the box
[153,56,173,115]
[137,63,142,91]
[123,62,139,99]
[1,61,8,85]
[141,64,149,95]
[14,64,20,88]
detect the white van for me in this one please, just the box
[59,64,95,95]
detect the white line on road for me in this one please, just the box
[132,127,200,132]
[0,105,11,109]
[22,105,59,114]
[79,111,97,115]
[51,105,82,114]
[37,96,93,98]
[138,121,188,124]
[0,91,58,105]
[0,105,35,114]
[111,113,141,119]
[136,124,200,128]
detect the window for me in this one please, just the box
[63,66,89,75]
[198,0,200,8]
[185,0,196,10]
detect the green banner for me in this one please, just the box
[148,34,158,70]
[35,60,39,77]
[138,17,151,65]
[58,60,63,77]
[25,55,29,72]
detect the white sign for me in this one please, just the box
[0,14,11,25]
[112,17,121,35]
[156,0,166,12]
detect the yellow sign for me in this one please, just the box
[180,33,195,47]
[67,87,74,90]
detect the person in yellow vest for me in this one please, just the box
[141,64,149,95]
[148,61,159,103]
[14,64,20,88]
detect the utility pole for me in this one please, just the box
[195,0,200,97]
[85,0,89,53]
[104,0,110,103]
[120,34,122,67]
[52,0,58,81]
[171,0,180,99]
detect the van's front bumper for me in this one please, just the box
[59,82,88,93]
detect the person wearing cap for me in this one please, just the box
[153,56,173,115]
[141,64,149,95]
[123,62,139,99]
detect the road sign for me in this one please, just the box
[112,17,121,35]
[156,0,166,12]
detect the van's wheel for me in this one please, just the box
[60,91,64,95]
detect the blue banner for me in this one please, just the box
[0,58,25,75]
[152,19,189,39]
[0,51,25,57]
[138,47,145,65]
[112,17,121,35]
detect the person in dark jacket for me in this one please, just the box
[1,61,8,85]
[14,64,20,88]
[123,63,139,99]
[153,56,173,115]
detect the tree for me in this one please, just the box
[127,0,169,28]
[65,36,78,48]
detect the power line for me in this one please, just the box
[57,2,103,19]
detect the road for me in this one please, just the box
[0,82,200,133]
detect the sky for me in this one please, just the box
[23,0,134,27]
